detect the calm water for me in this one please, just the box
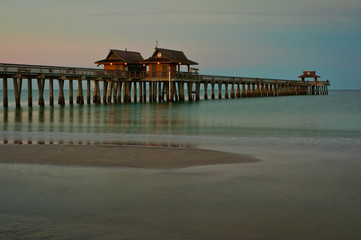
[1,90,361,239]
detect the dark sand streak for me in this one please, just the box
[0,145,259,169]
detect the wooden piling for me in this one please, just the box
[139,82,143,102]
[28,78,32,107]
[241,83,246,98]
[113,81,118,103]
[13,77,22,108]
[117,81,122,103]
[133,81,138,103]
[211,82,215,99]
[3,77,8,107]
[58,79,65,106]
[230,83,235,98]
[153,81,157,102]
[224,83,229,99]
[69,79,74,105]
[102,81,108,103]
[77,79,84,105]
[143,82,147,102]
[204,82,208,100]
[49,78,54,106]
[87,80,91,104]
[158,82,162,102]
[37,78,45,107]
[195,82,200,101]
[107,81,113,103]
[236,83,241,98]
[218,82,222,99]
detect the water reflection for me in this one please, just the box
[0,104,198,147]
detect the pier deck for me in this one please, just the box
[0,63,330,108]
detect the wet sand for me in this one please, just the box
[0,144,258,169]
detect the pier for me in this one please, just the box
[0,63,330,108]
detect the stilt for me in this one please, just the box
[108,81,113,103]
[139,82,143,102]
[87,80,91,104]
[77,79,84,105]
[69,79,74,105]
[49,79,54,106]
[134,81,138,103]
[3,77,8,108]
[143,82,147,102]
[245,83,249,97]
[58,79,65,106]
[230,83,235,98]
[113,81,118,103]
[158,82,162,102]
[37,78,45,106]
[204,82,208,100]
[241,83,246,98]
[117,81,122,103]
[13,77,22,108]
[224,83,229,99]
[195,82,200,101]
[236,83,241,98]
[211,82,215,99]
[28,78,32,107]
[218,82,222,99]
[149,82,153,102]
[153,81,157,102]
[187,82,193,101]
[253,83,261,97]
[102,81,108,103]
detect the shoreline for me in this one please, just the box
[0,144,259,169]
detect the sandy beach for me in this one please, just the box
[0,144,258,169]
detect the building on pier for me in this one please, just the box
[298,71,320,82]
[95,49,145,72]
[141,48,198,77]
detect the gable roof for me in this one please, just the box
[141,48,198,65]
[298,71,321,78]
[95,49,144,65]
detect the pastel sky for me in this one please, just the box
[1,0,360,89]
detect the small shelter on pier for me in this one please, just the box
[298,71,320,82]
[141,48,198,77]
[95,49,144,72]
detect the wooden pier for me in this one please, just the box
[0,63,330,108]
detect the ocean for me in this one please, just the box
[1,90,361,239]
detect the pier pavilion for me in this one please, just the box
[95,49,144,73]
[141,48,198,78]
[298,71,320,82]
